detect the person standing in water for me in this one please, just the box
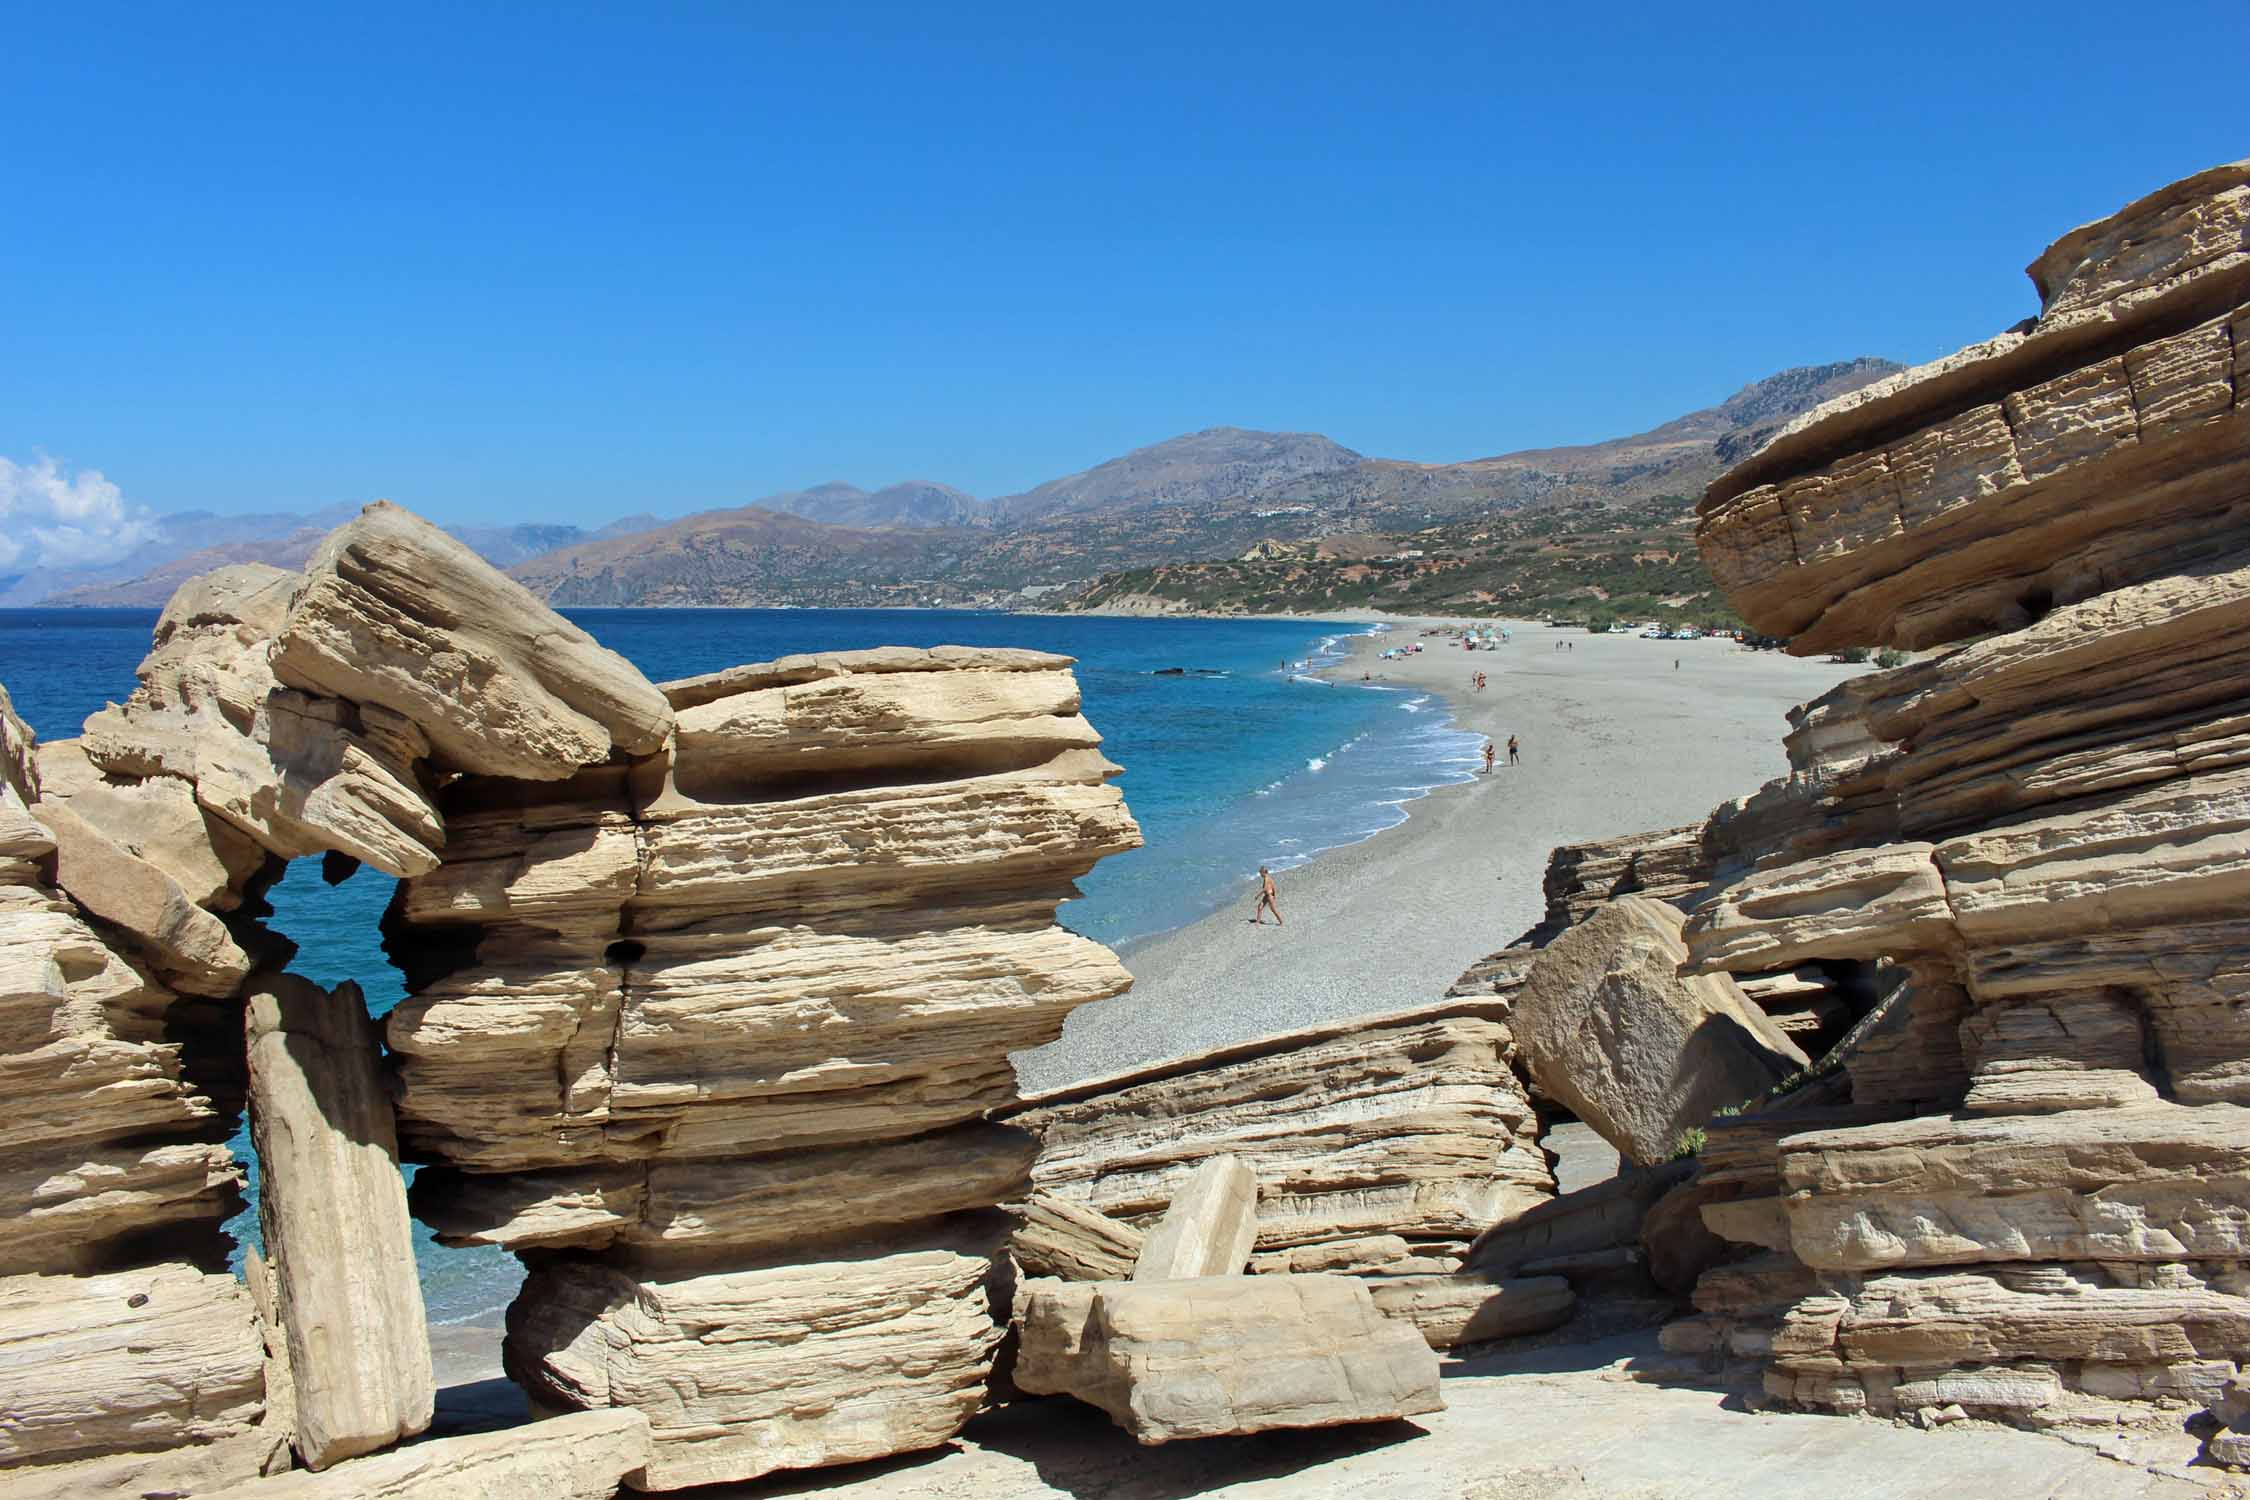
[1252,865,1284,925]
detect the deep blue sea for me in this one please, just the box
[0,607,1480,1321]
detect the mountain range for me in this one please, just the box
[31,357,1901,610]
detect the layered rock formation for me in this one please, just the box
[0,501,1141,1491]
[1644,161,2250,1428]
[1012,997,1551,1273]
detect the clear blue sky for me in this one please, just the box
[3,2,2243,536]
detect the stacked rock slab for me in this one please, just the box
[391,644,1140,1488]
[1011,997,1553,1274]
[0,684,290,1496]
[1673,160,2250,1427]
[0,503,680,1492]
[1009,997,1579,1350]
[3,500,1131,1492]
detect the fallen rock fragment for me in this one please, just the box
[1132,1154,1257,1280]
[1012,1191,1143,1282]
[246,971,433,1468]
[1014,1274,1443,1442]
[1513,896,1807,1165]
[1365,1272,1575,1349]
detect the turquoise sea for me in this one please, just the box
[1,607,1481,1321]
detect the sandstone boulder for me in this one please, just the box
[506,1222,1006,1490]
[1014,1274,1443,1443]
[246,972,433,1467]
[32,798,257,997]
[1513,896,1807,1165]
[1012,1192,1143,1282]
[196,1409,650,1499]
[0,1264,278,1490]
[1132,1154,1257,1280]
[1364,1272,1574,1349]
[1777,1102,2250,1271]
[271,502,673,777]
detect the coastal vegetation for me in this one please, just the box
[1063,493,1748,630]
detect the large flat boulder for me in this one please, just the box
[1513,896,1807,1165]
[1015,1274,1443,1443]
[1777,1102,2250,1271]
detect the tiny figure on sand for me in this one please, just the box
[1507,734,1521,765]
[1251,865,1284,925]
[1481,741,1496,774]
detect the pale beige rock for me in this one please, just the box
[1133,1154,1257,1280]
[1250,1235,1434,1276]
[201,1410,649,1499]
[0,1264,271,1483]
[1683,844,1955,975]
[1012,1192,1144,1282]
[33,737,265,908]
[1769,1263,2250,1417]
[1513,896,1807,1165]
[271,502,673,776]
[1015,999,1549,1256]
[671,664,1101,784]
[660,644,1075,710]
[415,1124,1038,1254]
[76,562,445,879]
[1778,1102,2250,1271]
[1698,163,2250,652]
[1014,1274,1443,1443]
[0,1140,242,1274]
[1364,1272,1574,1349]
[33,798,256,996]
[0,682,38,805]
[507,1224,1006,1490]
[247,972,433,1468]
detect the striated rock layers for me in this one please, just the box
[1011,997,1553,1275]
[0,499,1141,1491]
[393,643,1139,1487]
[1645,161,2250,1428]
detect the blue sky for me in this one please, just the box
[2,3,2243,547]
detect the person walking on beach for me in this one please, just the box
[1481,741,1496,774]
[1251,865,1284,925]
[1507,734,1520,766]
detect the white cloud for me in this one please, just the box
[0,455,160,572]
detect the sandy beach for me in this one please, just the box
[1016,618,1867,1090]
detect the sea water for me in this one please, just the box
[0,606,1481,1322]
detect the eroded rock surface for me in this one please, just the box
[1649,161,2250,1429]
[1513,896,1807,1165]
[1014,1274,1444,1443]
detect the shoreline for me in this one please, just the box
[1015,617,1867,1091]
